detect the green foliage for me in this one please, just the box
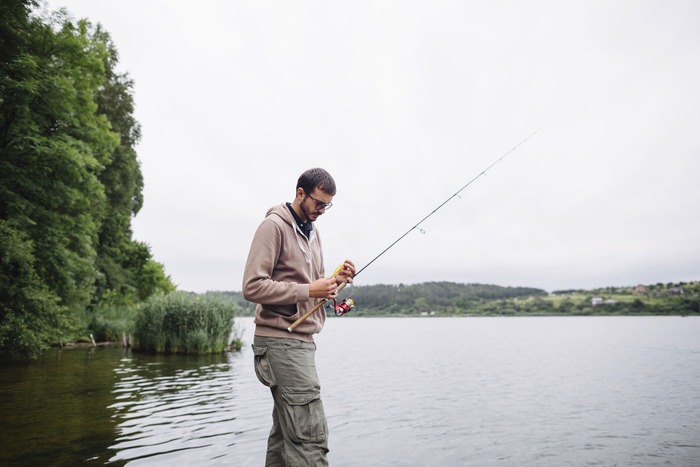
[210,291,257,316]
[1,7,115,313]
[133,292,239,354]
[0,2,174,358]
[229,320,244,351]
[89,24,171,306]
[548,282,700,316]
[345,282,547,315]
[223,281,700,317]
[83,301,138,342]
[0,220,73,358]
[322,281,699,317]
[214,281,700,319]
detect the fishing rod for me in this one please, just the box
[287,127,542,332]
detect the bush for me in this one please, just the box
[133,292,239,354]
[84,302,138,343]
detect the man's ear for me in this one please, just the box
[296,187,305,199]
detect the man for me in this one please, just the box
[243,167,355,466]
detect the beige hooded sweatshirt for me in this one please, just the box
[242,203,326,341]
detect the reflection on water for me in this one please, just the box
[1,317,699,466]
[0,331,270,467]
[107,348,270,466]
[110,354,230,464]
[0,347,123,466]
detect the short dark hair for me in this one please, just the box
[297,168,336,196]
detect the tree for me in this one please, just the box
[1,2,173,357]
[1,5,116,315]
[0,220,69,358]
[90,25,174,305]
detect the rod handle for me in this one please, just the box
[287,282,347,332]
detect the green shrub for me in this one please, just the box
[133,292,239,354]
[81,302,139,343]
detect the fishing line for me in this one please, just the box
[354,126,543,278]
[287,126,542,331]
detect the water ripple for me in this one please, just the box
[106,350,269,466]
[88,317,700,466]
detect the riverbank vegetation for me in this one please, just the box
[133,292,240,354]
[221,280,700,317]
[1,2,211,359]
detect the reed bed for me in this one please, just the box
[84,303,138,343]
[133,292,239,354]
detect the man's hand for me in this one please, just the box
[309,277,341,299]
[334,259,356,286]
[309,260,356,299]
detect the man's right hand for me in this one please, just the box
[309,277,340,299]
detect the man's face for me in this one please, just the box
[300,188,333,222]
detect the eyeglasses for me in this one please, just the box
[305,192,333,210]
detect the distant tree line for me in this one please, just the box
[220,280,700,317]
[338,282,548,315]
[1,1,174,358]
[219,282,549,317]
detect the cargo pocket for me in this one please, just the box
[252,344,275,387]
[281,391,328,443]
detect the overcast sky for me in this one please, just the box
[47,0,700,293]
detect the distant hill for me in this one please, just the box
[206,280,699,317]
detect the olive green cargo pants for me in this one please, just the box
[253,335,329,466]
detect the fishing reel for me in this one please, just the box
[328,297,355,316]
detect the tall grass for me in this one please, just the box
[83,303,138,343]
[133,292,239,354]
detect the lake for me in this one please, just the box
[1,316,699,466]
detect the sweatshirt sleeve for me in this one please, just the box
[242,218,310,305]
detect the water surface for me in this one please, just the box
[1,316,698,466]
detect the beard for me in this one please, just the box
[300,195,326,222]
[300,201,319,222]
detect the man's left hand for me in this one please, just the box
[335,259,356,285]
